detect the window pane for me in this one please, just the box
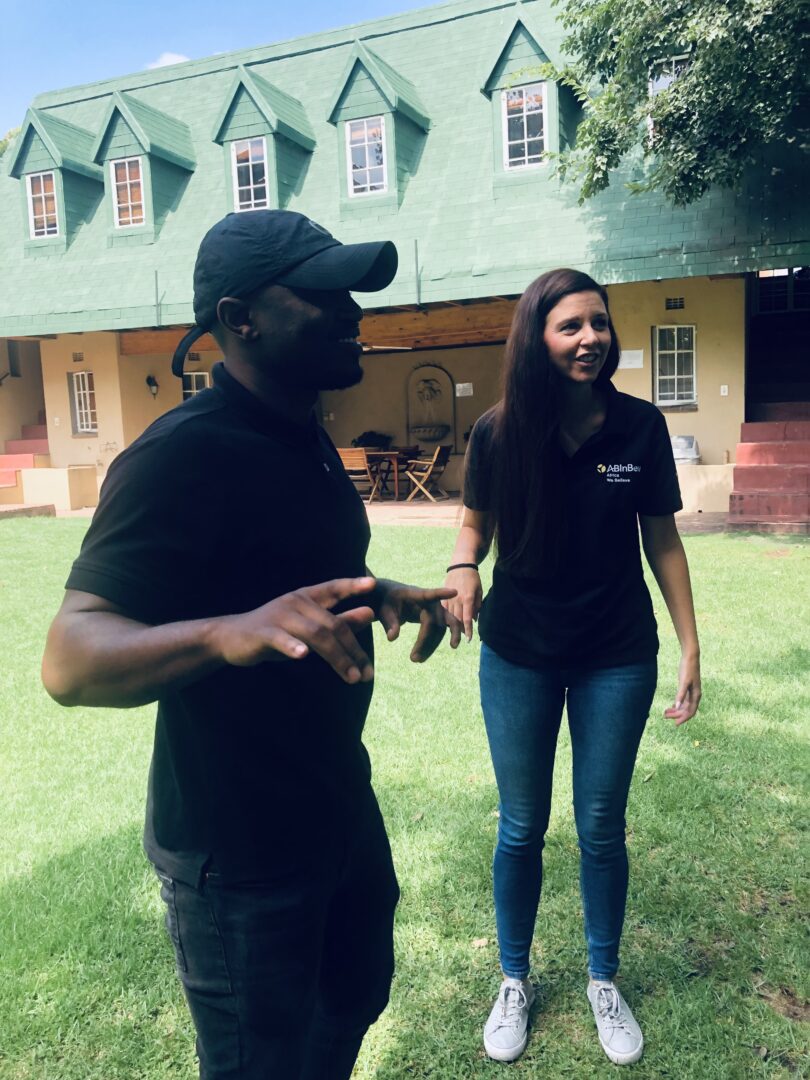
[118,206,131,225]
[351,146,366,169]
[679,378,694,398]
[129,182,142,202]
[659,352,675,376]
[251,162,265,184]
[508,142,523,162]
[250,138,264,157]
[349,122,364,143]
[505,90,524,112]
[677,326,693,350]
[44,195,56,215]
[252,186,266,203]
[371,141,384,166]
[508,117,524,141]
[235,145,249,164]
[526,113,543,139]
[237,164,250,187]
[658,327,675,350]
[127,160,141,180]
[352,169,368,191]
[524,87,543,111]
[369,166,384,185]
[526,138,543,157]
[658,378,676,400]
[238,189,252,207]
[114,162,127,181]
[30,175,42,195]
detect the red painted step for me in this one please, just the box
[730,492,810,518]
[735,441,810,466]
[0,469,17,487]
[732,465,810,493]
[0,453,37,470]
[740,421,810,442]
[21,424,48,440]
[4,438,49,455]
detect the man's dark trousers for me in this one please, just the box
[155,791,399,1079]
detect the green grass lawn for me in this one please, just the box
[0,519,807,1079]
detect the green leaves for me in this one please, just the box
[554,0,810,204]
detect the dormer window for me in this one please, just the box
[231,138,269,211]
[26,171,59,237]
[502,84,545,169]
[346,117,387,196]
[111,157,145,227]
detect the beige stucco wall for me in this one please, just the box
[0,339,45,448]
[21,466,99,510]
[320,344,504,491]
[118,352,220,446]
[608,277,745,465]
[40,332,125,471]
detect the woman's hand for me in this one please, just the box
[443,567,482,642]
[664,652,701,725]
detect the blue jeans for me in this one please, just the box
[480,644,657,982]
[154,790,399,1079]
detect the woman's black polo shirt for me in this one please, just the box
[66,364,375,885]
[464,384,682,670]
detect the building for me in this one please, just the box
[1,0,808,525]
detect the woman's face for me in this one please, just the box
[543,290,612,385]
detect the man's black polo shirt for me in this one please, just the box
[66,363,375,885]
[464,383,682,669]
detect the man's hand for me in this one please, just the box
[373,579,463,661]
[213,577,378,684]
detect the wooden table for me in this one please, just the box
[366,450,409,501]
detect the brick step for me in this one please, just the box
[748,401,810,421]
[727,519,810,535]
[729,492,810,518]
[0,503,56,519]
[732,465,810,492]
[735,441,810,466]
[740,421,810,442]
[0,469,17,487]
[21,424,48,439]
[4,438,49,455]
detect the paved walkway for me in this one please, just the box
[366,498,729,534]
[1,498,728,533]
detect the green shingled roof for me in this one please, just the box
[91,91,196,171]
[7,108,102,181]
[0,0,807,338]
[212,66,316,150]
[327,41,431,131]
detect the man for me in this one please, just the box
[42,210,461,1079]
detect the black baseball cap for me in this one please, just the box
[172,210,398,375]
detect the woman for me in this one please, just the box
[443,269,700,1066]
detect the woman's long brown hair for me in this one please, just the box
[491,269,620,577]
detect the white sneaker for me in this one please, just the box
[587,980,644,1065]
[483,977,535,1062]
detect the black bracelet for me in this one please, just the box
[446,562,479,572]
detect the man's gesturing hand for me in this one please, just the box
[373,579,463,661]
[214,577,378,684]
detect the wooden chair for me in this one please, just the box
[337,447,382,503]
[404,444,452,502]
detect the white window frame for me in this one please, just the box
[231,137,270,212]
[70,370,98,434]
[26,171,59,238]
[501,83,547,170]
[345,116,388,197]
[648,54,690,97]
[110,156,145,228]
[182,371,211,399]
[654,325,697,406]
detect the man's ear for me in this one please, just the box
[217,296,258,341]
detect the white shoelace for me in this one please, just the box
[495,985,529,1029]
[594,986,633,1032]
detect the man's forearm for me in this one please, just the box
[42,609,226,708]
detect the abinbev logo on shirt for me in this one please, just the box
[597,462,641,483]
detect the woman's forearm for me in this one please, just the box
[642,529,699,656]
